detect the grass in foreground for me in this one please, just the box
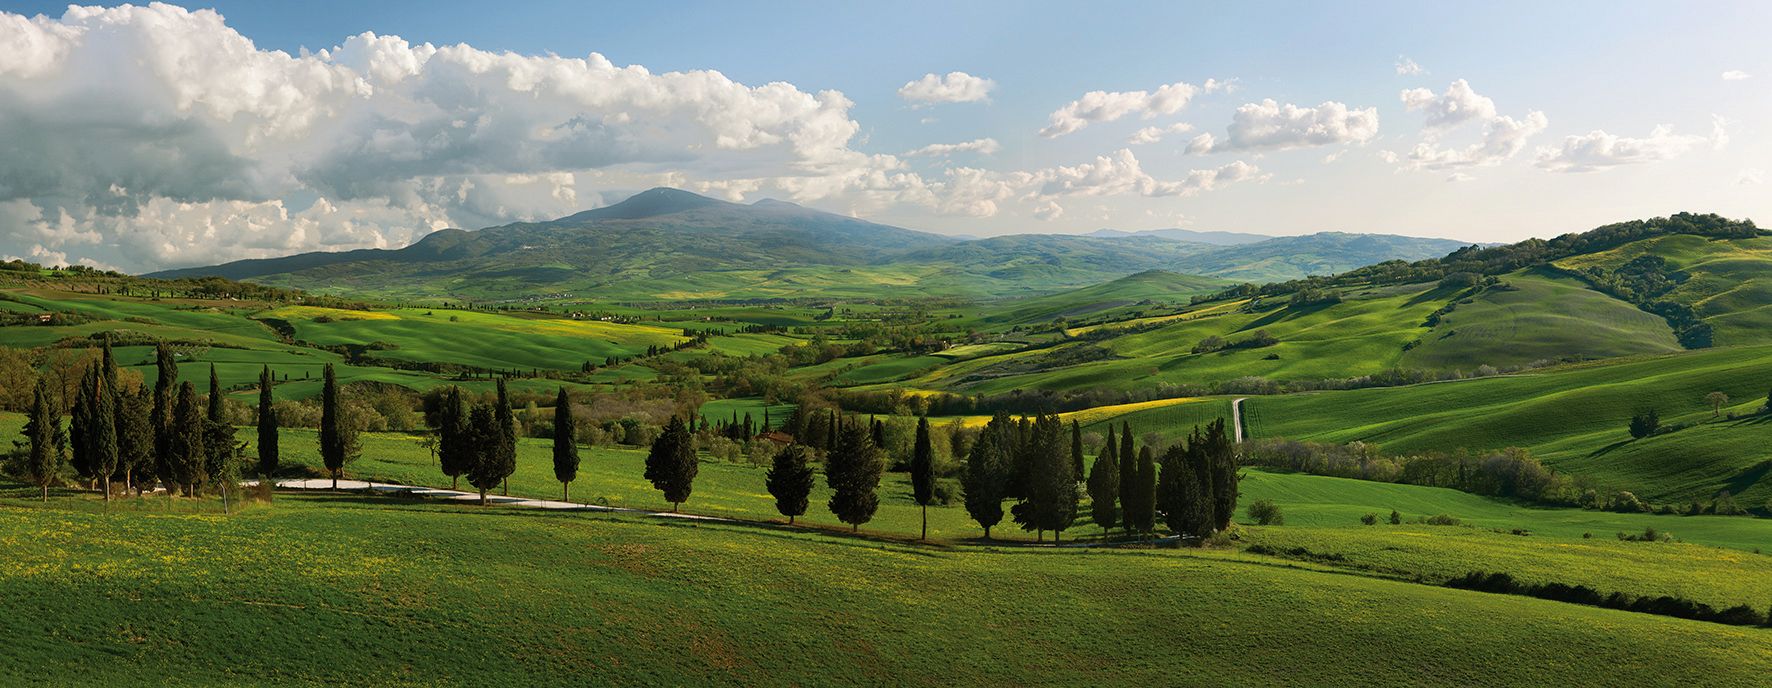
[3,493,1771,686]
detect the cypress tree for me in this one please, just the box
[204,365,241,510]
[89,365,118,502]
[1130,446,1157,534]
[170,382,206,496]
[438,386,469,489]
[961,413,1012,539]
[910,416,935,540]
[1012,415,1076,542]
[643,415,697,511]
[1118,422,1137,536]
[1189,426,1217,535]
[465,404,505,505]
[494,379,515,496]
[1070,419,1085,483]
[764,444,814,525]
[319,363,357,489]
[117,387,153,495]
[825,409,838,452]
[257,365,278,477]
[152,342,178,491]
[1087,429,1120,536]
[552,387,579,501]
[826,419,884,531]
[22,378,65,500]
[1205,419,1239,531]
[69,365,94,486]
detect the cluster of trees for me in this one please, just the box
[10,340,361,510]
[961,416,1239,543]
[1243,438,1579,506]
[1192,330,1278,355]
[430,381,520,504]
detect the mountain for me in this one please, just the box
[151,188,1475,301]
[977,269,1230,326]
[1087,227,1271,245]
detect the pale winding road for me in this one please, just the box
[1231,397,1247,444]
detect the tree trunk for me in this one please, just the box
[452,475,458,490]
[41,485,47,501]
[672,501,679,513]
[789,515,795,525]
[331,472,338,490]
[984,525,991,540]
[221,483,229,515]
[852,523,858,532]
[1054,530,1061,544]
[920,505,927,540]
[1037,530,1044,543]
[102,476,111,503]
[479,488,488,506]
[562,482,568,502]
[502,478,508,497]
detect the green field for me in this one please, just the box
[1245,345,1772,504]
[5,493,1772,686]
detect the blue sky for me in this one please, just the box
[0,1,1767,270]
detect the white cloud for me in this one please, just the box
[1400,79,1497,129]
[897,71,995,105]
[1187,100,1380,153]
[1535,124,1711,172]
[1739,168,1765,185]
[1388,111,1548,171]
[1032,149,1266,198]
[1722,70,1752,81]
[1032,200,1064,221]
[1127,123,1194,145]
[0,4,967,269]
[904,138,1001,157]
[1395,56,1426,76]
[1039,80,1208,137]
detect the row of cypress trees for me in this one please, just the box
[17,339,360,509]
[1081,419,1240,540]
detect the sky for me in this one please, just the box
[0,1,1767,272]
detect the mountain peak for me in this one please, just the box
[559,187,729,222]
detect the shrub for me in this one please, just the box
[1360,513,1378,526]
[1420,514,1462,526]
[1192,336,1228,354]
[1389,509,1401,525]
[1247,499,1283,526]
[1628,409,1660,439]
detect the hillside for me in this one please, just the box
[973,269,1230,326]
[150,189,1476,302]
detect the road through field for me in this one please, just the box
[1232,397,1247,443]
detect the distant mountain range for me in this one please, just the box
[1086,227,1272,245]
[152,188,1474,301]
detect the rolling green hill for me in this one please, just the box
[1555,233,1772,346]
[8,493,1772,686]
[972,269,1230,328]
[1244,345,1772,504]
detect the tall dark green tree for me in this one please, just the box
[827,419,884,531]
[465,404,506,505]
[910,416,936,540]
[961,413,1013,539]
[1087,428,1120,536]
[88,364,118,501]
[22,378,65,500]
[1118,422,1137,536]
[1070,420,1085,483]
[1012,415,1076,542]
[151,342,178,490]
[318,363,355,489]
[437,386,470,489]
[257,365,278,477]
[117,387,153,494]
[494,378,516,496]
[1204,419,1239,531]
[764,444,814,525]
[204,365,242,511]
[552,386,579,501]
[1129,446,1157,534]
[644,415,697,511]
[169,382,206,496]
[69,365,95,486]
[1159,427,1218,539]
